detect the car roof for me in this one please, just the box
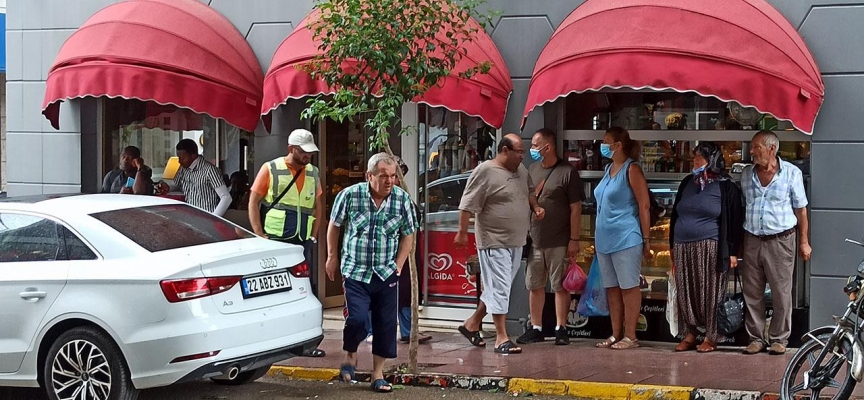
[0,194,178,215]
[427,173,471,187]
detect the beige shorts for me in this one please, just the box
[526,246,568,292]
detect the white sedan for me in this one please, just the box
[0,194,323,400]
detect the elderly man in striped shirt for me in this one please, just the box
[156,139,232,216]
[325,153,418,393]
[740,130,811,356]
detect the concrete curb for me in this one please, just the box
[268,365,770,399]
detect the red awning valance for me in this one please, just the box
[523,0,825,135]
[42,0,264,132]
[262,10,513,129]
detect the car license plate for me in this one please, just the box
[241,270,292,298]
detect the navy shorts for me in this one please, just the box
[342,273,399,358]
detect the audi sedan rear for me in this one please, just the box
[0,194,323,400]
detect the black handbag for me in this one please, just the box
[258,164,302,230]
[717,269,745,337]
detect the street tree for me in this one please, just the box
[301,0,494,373]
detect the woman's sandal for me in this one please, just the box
[697,341,717,353]
[458,325,486,347]
[596,336,619,348]
[494,340,522,354]
[370,378,393,393]
[675,338,697,352]
[339,363,356,383]
[611,337,640,350]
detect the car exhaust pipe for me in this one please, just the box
[227,366,240,380]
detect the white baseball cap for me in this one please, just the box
[288,129,319,153]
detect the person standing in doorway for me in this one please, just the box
[517,128,584,346]
[326,153,418,393]
[740,130,811,355]
[156,139,231,216]
[455,133,545,355]
[593,127,652,350]
[248,128,326,357]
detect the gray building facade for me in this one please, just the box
[5,0,861,331]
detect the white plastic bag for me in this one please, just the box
[666,270,679,337]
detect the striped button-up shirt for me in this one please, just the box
[174,156,225,213]
[330,182,418,283]
[741,158,808,236]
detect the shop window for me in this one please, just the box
[425,178,465,214]
[101,98,254,193]
[564,92,796,132]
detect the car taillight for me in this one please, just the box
[289,262,309,278]
[160,276,242,303]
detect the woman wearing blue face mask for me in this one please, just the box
[593,127,652,350]
[669,142,744,353]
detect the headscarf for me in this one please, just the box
[692,141,727,192]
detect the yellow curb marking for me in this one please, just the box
[268,367,695,399]
[269,366,340,381]
[508,378,694,400]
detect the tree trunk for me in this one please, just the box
[382,140,420,374]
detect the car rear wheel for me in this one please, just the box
[210,364,272,385]
[44,326,138,400]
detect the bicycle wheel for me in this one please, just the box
[781,333,856,400]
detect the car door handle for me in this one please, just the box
[19,290,48,300]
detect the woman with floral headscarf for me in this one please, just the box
[669,142,744,353]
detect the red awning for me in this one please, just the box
[523,0,825,135]
[262,10,512,129]
[42,0,264,132]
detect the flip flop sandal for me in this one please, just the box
[458,325,485,347]
[611,337,640,350]
[493,340,522,354]
[303,348,326,357]
[339,363,356,383]
[370,378,393,393]
[596,336,619,348]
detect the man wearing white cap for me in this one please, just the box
[248,128,326,357]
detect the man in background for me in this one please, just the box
[156,139,231,216]
[102,145,153,195]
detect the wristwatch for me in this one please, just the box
[310,237,318,244]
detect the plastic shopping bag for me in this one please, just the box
[666,270,679,337]
[576,257,609,317]
[562,261,587,292]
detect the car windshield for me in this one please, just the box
[91,204,254,252]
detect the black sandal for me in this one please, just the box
[494,340,522,354]
[458,325,485,347]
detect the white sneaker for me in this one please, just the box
[365,335,374,344]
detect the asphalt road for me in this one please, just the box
[0,374,564,399]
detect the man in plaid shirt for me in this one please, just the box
[326,153,417,393]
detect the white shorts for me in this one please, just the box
[478,247,523,315]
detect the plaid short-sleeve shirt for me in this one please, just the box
[330,183,418,283]
[741,158,808,236]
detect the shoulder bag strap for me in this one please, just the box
[535,159,561,199]
[266,162,303,212]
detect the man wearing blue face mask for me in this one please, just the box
[517,128,585,346]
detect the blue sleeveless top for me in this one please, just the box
[593,159,644,254]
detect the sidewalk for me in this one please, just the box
[273,328,864,399]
